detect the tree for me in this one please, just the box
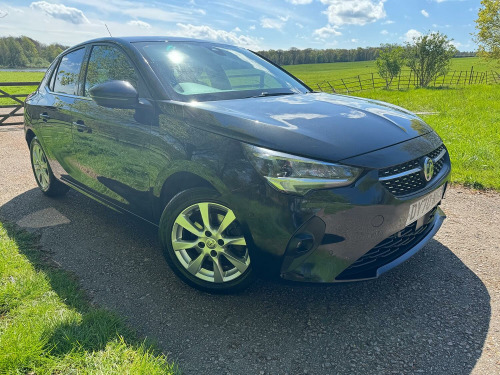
[376,44,405,88]
[404,32,457,87]
[473,0,500,63]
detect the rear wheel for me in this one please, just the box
[159,188,254,293]
[30,137,69,197]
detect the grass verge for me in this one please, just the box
[354,85,500,190]
[0,221,177,374]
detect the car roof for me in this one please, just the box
[72,36,227,49]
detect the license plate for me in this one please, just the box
[406,185,444,226]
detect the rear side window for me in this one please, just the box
[84,45,138,96]
[52,48,86,95]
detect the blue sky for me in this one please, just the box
[0,0,481,51]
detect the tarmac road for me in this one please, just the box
[1,125,499,375]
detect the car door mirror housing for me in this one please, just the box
[89,80,139,109]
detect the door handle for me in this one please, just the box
[39,112,50,122]
[73,120,91,133]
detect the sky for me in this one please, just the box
[0,0,482,51]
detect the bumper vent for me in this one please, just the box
[336,206,438,281]
[379,145,447,197]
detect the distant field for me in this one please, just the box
[0,71,43,106]
[284,57,497,87]
[355,85,500,190]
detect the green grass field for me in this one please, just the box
[0,222,177,374]
[0,71,44,106]
[285,57,497,87]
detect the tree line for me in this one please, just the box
[257,46,475,66]
[0,36,67,68]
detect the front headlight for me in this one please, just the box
[243,144,362,195]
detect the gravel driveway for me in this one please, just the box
[1,125,499,375]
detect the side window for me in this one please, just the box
[84,45,138,97]
[52,48,86,95]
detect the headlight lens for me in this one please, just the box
[244,145,362,195]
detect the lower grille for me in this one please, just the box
[335,206,438,280]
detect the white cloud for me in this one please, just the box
[295,22,304,29]
[451,41,462,49]
[260,16,288,30]
[173,23,261,49]
[421,9,429,17]
[380,29,389,35]
[320,0,386,26]
[351,38,358,43]
[122,7,197,23]
[382,19,394,24]
[30,1,89,24]
[232,27,242,32]
[404,29,423,42]
[286,0,313,4]
[249,25,256,30]
[127,20,151,29]
[313,24,342,39]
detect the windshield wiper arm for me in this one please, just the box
[250,92,297,98]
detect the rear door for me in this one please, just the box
[38,47,87,179]
[70,43,155,219]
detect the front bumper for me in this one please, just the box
[281,205,445,282]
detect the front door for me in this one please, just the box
[71,44,154,219]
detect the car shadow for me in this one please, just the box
[0,188,491,375]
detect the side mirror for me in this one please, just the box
[89,80,138,109]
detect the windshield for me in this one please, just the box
[134,41,310,102]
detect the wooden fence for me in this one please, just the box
[315,68,500,94]
[0,81,39,126]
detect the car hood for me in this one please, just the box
[176,92,434,162]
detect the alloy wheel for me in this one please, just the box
[171,202,250,283]
[32,143,50,190]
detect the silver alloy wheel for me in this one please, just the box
[32,143,50,190]
[171,202,250,283]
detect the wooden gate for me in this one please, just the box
[0,82,40,126]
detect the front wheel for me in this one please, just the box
[159,188,254,293]
[30,137,69,197]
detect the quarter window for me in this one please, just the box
[84,45,138,96]
[52,48,86,95]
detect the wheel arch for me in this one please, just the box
[25,129,36,147]
[154,168,230,221]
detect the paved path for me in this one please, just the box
[1,125,499,375]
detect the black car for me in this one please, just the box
[24,37,451,292]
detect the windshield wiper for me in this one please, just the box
[249,92,297,98]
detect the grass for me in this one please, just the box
[354,85,500,190]
[285,57,498,87]
[0,221,177,374]
[0,71,45,106]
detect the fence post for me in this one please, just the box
[397,72,401,90]
[327,81,335,93]
[341,78,349,94]
[371,73,375,89]
[468,66,474,85]
[485,71,488,84]
[408,71,411,89]
[450,70,456,85]
[316,83,323,92]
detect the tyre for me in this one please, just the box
[30,137,69,197]
[159,187,255,293]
